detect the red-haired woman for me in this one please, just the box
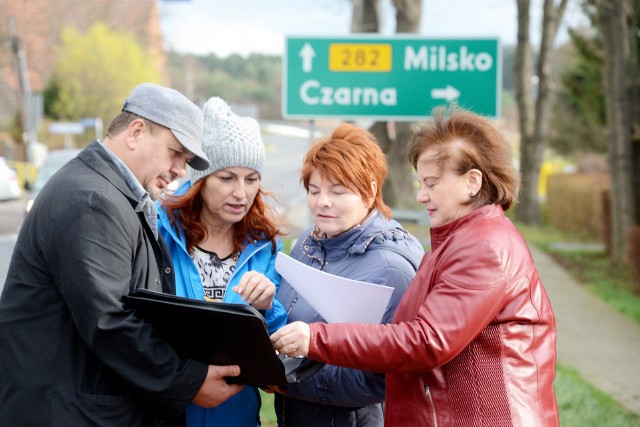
[157,97,286,427]
[274,123,425,427]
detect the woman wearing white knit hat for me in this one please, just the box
[157,97,287,427]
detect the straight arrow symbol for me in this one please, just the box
[299,43,316,73]
[431,85,461,102]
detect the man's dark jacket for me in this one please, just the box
[0,141,207,426]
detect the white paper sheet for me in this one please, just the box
[275,252,394,324]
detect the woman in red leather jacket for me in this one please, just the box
[271,107,559,427]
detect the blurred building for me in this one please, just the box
[0,0,166,128]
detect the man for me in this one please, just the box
[0,83,243,426]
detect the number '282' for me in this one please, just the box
[329,44,392,72]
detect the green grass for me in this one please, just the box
[551,251,640,323]
[517,223,640,325]
[555,364,640,426]
[259,391,277,426]
[517,222,640,423]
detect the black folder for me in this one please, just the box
[123,289,288,387]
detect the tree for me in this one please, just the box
[550,0,640,264]
[48,22,162,128]
[515,0,569,225]
[593,0,639,263]
[351,0,422,209]
[166,51,283,119]
[549,26,608,157]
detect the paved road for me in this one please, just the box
[0,198,24,235]
[0,198,23,295]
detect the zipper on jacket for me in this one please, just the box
[230,241,269,282]
[425,386,438,427]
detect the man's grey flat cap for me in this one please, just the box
[122,83,210,170]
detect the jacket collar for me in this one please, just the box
[300,212,417,263]
[78,140,137,206]
[429,204,504,250]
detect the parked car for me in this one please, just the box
[25,149,82,214]
[0,157,23,201]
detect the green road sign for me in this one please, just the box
[283,35,501,120]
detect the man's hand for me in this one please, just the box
[232,271,276,310]
[193,365,243,408]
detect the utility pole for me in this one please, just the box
[8,16,34,163]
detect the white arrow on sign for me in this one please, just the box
[299,43,316,73]
[431,85,461,102]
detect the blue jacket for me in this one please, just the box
[275,212,425,427]
[157,180,287,427]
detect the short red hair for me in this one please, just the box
[300,123,392,219]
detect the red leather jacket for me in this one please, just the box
[309,205,559,426]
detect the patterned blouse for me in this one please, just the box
[191,246,240,302]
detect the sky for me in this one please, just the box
[159,0,588,58]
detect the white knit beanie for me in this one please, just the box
[190,97,265,184]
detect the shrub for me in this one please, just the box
[546,173,610,242]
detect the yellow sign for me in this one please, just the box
[329,44,392,72]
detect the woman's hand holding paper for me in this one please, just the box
[270,321,311,358]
